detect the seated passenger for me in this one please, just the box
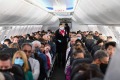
[45,44,52,70]
[12,36,19,44]
[76,33,82,40]
[34,33,41,40]
[72,63,103,80]
[0,53,24,80]
[67,36,77,48]
[66,36,77,62]
[85,34,96,52]
[39,42,48,71]
[91,50,109,74]
[4,39,12,47]
[32,41,47,80]
[0,53,12,72]
[104,41,116,59]
[66,44,85,70]
[65,49,85,80]
[44,44,52,65]
[91,39,104,56]
[12,51,34,80]
[93,31,100,40]
[75,39,89,53]
[32,40,41,55]
[42,34,56,58]
[21,43,40,80]
[70,48,85,64]
[9,43,20,49]
[107,36,113,42]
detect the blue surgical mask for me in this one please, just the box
[77,37,81,40]
[14,58,24,66]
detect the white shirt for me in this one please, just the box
[66,47,71,60]
[29,57,40,80]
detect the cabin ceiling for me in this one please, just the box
[0,0,120,25]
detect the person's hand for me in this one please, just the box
[58,40,61,43]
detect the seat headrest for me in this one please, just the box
[71,58,93,69]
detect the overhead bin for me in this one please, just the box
[0,0,59,25]
[73,0,120,24]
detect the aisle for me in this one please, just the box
[51,66,65,80]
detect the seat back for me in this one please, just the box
[0,48,18,58]
[71,63,83,79]
[71,72,82,80]
[71,58,93,69]
[3,72,15,80]
[11,64,25,80]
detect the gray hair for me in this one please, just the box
[32,40,41,47]
[21,43,32,50]
[32,40,41,50]
[93,50,108,60]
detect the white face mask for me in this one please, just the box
[60,27,64,30]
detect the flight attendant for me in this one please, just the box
[55,23,69,68]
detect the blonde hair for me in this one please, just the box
[12,51,29,72]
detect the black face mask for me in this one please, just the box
[0,68,12,72]
[35,47,40,50]
[100,63,108,74]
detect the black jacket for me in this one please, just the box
[55,29,69,53]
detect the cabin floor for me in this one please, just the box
[50,64,65,80]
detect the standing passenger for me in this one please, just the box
[55,23,69,67]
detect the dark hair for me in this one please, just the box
[71,32,77,34]
[21,43,32,50]
[71,63,90,80]
[75,39,85,48]
[77,30,81,34]
[65,23,68,25]
[72,49,84,57]
[72,63,103,80]
[45,43,51,48]
[74,44,85,52]
[107,36,112,38]
[104,41,116,49]
[13,36,19,38]
[41,42,45,46]
[4,39,11,44]
[29,36,34,40]
[0,53,11,61]
[59,23,62,26]
[78,68,103,80]
[93,50,108,60]
[27,34,30,37]
[96,39,104,45]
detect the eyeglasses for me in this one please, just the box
[23,50,31,53]
[16,57,22,59]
